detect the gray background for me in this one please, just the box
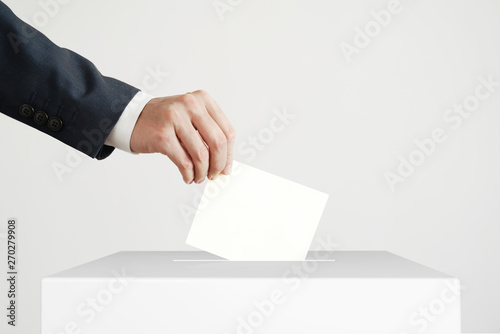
[0,0,499,333]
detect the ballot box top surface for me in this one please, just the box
[45,251,454,279]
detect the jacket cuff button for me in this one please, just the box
[33,111,49,126]
[47,117,63,132]
[19,104,34,118]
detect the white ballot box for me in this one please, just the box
[41,251,461,334]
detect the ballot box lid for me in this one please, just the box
[44,251,455,279]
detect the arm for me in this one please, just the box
[0,1,138,159]
[0,1,236,182]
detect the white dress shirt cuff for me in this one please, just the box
[104,91,154,154]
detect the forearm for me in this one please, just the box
[0,1,138,159]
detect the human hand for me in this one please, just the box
[130,90,235,184]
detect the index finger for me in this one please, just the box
[192,90,236,175]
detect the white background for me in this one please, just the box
[0,0,499,332]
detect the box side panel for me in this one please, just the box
[41,277,460,334]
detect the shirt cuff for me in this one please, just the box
[104,91,154,154]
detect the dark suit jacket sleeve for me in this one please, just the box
[0,1,139,159]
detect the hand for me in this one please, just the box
[130,90,236,184]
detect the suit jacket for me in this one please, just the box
[0,1,138,159]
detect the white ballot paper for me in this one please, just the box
[186,161,329,261]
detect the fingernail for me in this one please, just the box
[188,179,194,184]
[222,164,232,175]
[209,174,218,181]
[195,178,205,184]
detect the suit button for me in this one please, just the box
[47,117,63,132]
[19,104,34,118]
[33,111,49,125]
